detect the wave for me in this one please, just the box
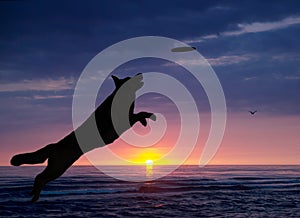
[40,188,134,196]
[232,177,277,180]
[4,179,300,199]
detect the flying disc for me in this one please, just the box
[171,46,196,52]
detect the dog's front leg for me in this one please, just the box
[130,112,156,127]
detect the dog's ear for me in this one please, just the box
[112,75,121,87]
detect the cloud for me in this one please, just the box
[33,95,70,100]
[187,16,300,44]
[271,53,300,62]
[207,55,252,66]
[284,76,300,80]
[163,54,252,67]
[224,16,300,36]
[243,76,258,81]
[0,77,76,92]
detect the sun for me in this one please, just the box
[145,159,153,166]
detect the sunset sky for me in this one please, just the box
[1,0,300,166]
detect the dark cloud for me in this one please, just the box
[1,0,300,79]
[0,0,300,135]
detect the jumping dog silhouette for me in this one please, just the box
[10,73,156,202]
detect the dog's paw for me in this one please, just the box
[140,118,147,126]
[136,112,156,126]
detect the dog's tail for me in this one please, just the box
[10,144,54,166]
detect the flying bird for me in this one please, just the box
[249,110,257,115]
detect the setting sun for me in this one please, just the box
[145,159,153,166]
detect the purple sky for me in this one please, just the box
[1,0,300,165]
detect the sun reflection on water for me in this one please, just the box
[145,160,153,177]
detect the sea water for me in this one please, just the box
[0,165,300,217]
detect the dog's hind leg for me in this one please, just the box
[30,151,80,202]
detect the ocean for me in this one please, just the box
[1,165,300,217]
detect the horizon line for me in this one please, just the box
[1,164,300,167]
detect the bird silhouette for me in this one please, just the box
[249,110,257,115]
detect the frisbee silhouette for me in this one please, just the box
[171,46,196,52]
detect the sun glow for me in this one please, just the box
[145,159,153,166]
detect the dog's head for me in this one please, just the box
[111,73,144,92]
